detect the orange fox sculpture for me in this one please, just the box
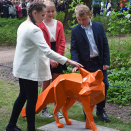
[21,67,105,131]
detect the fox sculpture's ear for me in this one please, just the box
[92,70,103,82]
[78,67,90,79]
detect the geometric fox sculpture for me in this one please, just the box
[20,67,105,131]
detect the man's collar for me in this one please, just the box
[81,19,92,29]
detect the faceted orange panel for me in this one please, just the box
[21,67,105,131]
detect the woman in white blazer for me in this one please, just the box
[6,2,83,131]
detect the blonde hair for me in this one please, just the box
[75,4,90,17]
[44,0,56,10]
[60,1,63,4]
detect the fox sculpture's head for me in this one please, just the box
[78,67,105,105]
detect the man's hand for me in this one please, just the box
[50,59,59,68]
[72,67,78,73]
[103,65,109,70]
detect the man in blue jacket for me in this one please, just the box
[71,4,110,122]
[0,1,1,17]
[92,0,101,17]
[1,0,12,18]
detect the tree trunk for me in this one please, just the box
[63,0,92,29]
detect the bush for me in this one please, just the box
[55,12,65,23]
[0,17,26,46]
[91,10,110,32]
[107,67,131,105]
[0,12,65,46]
[107,10,131,36]
[109,37,131,69]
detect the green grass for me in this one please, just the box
[0,78,131,131]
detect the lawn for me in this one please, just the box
[0,77,131,131]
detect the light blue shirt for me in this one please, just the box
[92,0,101,5]
[81,20,99,58]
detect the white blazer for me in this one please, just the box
[13,21,67,81]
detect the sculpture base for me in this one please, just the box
[37,118,120,131]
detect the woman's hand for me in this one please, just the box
[66,59,83,68]
[50,59,59,68]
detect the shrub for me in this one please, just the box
[0,17,26,46]
[55,12,65,23]
[0,12,65,46]
[109,37,131,69]
[107,67,131,105]
[107,10,131,36]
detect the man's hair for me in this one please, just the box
[75,4,90,17]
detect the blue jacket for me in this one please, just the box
[0,2,1,13]
[1,0,12,12]
[71,21,110,70]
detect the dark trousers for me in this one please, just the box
[10,14,16,19]
[93,6,101,17]
[6,78,38,131]
[86,57,109,111]
[3,11,9,18]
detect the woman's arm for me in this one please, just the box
[30,28,83,68]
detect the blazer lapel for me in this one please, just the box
[78,24,90,45]
[92,21,99,48]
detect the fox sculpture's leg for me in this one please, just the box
[85,105,95,129]
[62,97,76,125]
[53,105,65,128]
[81,97,98,131]
[53,81,68,128]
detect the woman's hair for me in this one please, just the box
[28,1,46,25]
[43,0,56,11]
[109,7,112,11]
[75,4,90,17]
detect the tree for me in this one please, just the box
[63,0,92,29]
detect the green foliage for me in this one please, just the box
[64,45,71,59]
[63,46,74,74]
[0,17,26,45]
[107,37,131,105]
[67,0,83,31]
[109,38,131,69]
[55,12,65,23]
[108,67,131,82]
[107,67,131,105]
[63,46,79,74]
[66,0,131,36]
[0,13,65,46]
[107,10,131,36]
[68,0,84,13]
[91,10,110,32]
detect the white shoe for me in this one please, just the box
[57,111,64,118]
[40,108,53,118]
